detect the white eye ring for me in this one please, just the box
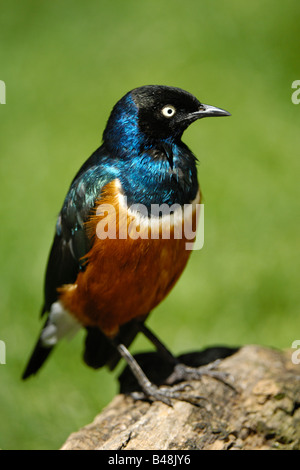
[161,105,176,118]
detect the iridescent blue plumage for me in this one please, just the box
[103,91,198,208]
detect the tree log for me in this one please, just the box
[61,345,300,450]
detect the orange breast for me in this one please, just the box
[59,179,200,336]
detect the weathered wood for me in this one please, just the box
[61,345,300,450]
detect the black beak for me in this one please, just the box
[192,103,231,119]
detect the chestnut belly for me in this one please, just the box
[58,180,200,336]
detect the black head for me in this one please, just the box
[103,85,230,156]
[130,85,230,140]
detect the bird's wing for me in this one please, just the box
[22,148,122,379]
[43,148,118,312]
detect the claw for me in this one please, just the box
[165,362,236,392]
[130,382,205,406]
[130,389,173,407]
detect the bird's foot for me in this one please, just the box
[130,382,205,407]
[165,360,235,391]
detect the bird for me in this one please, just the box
[22,85,230,404]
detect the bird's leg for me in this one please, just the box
[137,322,234,389]
[136,322,178,366]
[111,340,203,406]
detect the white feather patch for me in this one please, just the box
[41,301,81,347]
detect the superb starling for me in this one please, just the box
[23,85,230,404]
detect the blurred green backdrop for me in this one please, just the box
[0,0,299,450]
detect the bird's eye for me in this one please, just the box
[161,105,176,118]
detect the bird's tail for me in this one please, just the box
[22,302,81,379]
[22,338,54,379]
[22,316,55,380]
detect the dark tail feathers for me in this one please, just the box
[22,337,54,380]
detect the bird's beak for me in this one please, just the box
[191,104,231,119]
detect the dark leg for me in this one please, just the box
[111,339,202,406]
[136,322,234,389]
[137,322,177,365]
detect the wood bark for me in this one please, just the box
[61,345,300,450]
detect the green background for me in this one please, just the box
[0,0,299,450]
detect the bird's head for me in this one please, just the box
[103,85,230,157]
